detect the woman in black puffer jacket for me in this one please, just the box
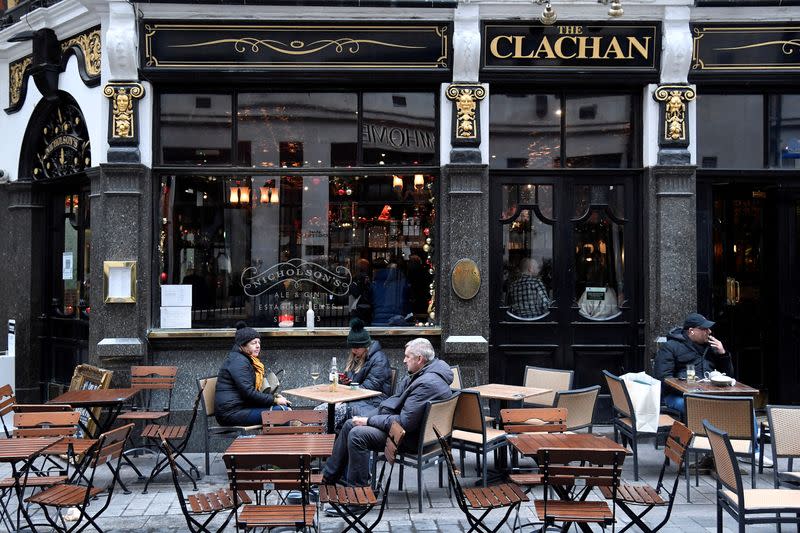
[214,324,289,426]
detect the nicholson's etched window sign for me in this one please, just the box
[241,259,353,298]
[482,23,660,72]
[141,22,451,71]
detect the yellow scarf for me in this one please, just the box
[249,355,265,392]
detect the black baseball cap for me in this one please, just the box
[683,312,715,329]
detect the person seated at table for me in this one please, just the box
[653,312,733,416]
[214,323,290,426]
[321,338,452,511]
[315,318,392,432]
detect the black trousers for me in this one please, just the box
[323,419,387,487]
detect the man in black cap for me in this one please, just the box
[653,312,733,415]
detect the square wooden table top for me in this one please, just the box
[282,384,382,404]
[0,437,64,462]
[463,383,551,402]
[225,433,335,458]
[664,377,759,396]
[508,433,628,457]
[48,388,140,406]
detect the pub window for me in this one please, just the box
[697,94,764,169]
[160,93,233,165]
[501,184,555,321]
[490,92,634,169]
[769,94,800,168]
[156,90,438,329]
[573,185,626,321]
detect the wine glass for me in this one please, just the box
[310,363,321,386]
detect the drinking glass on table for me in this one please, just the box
[310,363,321,386]
[686,364,696,382]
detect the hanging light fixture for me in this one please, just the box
[532,0,556,25]
[239,184,251,205]
[392,175,404,193]
[259,182,270,204]
[270,181,280,204]
[414,174,425,190]
[229,183,240,205]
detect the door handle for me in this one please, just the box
[734,280,741,304]
[726,277,736,305]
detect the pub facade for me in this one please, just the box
[0,0,797,433]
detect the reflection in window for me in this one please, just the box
[500,184,554,320]
[697,94,764,169]
[158,174,436,328]
[769,94,800,168]
[489,94,561,169]
[237,93,358,168]
[362,93,436,166]
[160,94,232,165]
[573,185,626,321]
[565,95,632,168]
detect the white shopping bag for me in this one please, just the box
[619,372,661,433]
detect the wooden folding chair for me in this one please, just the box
[27,423,134,533]
[0,384,14,438]
[535,447,625,532]
[600,420,693,533]
[159,432,251,533]
[261,410,326,435]
[226,453,316,532]
[319,421,405,533]
[434,425,528,533]
[140,382,205,493]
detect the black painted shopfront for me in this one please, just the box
[482,22,659,410]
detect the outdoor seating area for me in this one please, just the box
[0,362,798,532]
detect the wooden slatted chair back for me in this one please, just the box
[500,407,567,433]
[0,384,15,437]
[226,453,313,494]
[13,411,80,438]
[260,410,325,435]
[130,366,178,412]
[524,366,574,407]
[663,420,693,468]
[537,448,625,488]
[452,390,485,434]
[12,404,74,413]
[92,423,134,468]
[384,421,405,465]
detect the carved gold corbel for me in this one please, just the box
[103,82,145,141]
[654,85,696,145]
[446,84,486,144]
[61,28,102,79]
[8,57,32,108]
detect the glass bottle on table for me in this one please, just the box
[329,357,338,392]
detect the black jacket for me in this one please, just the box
[653,327,734,383]
[214,349,274,426]
[367,358,453,449]
[346,341,392,402]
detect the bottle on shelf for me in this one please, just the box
[329,357,338,392]
[306,301,315,331]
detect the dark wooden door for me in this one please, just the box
[489,174,644,410]
[40,184,90,388]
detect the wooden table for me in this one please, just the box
[464,384,551,403]
[508,433,627,533]
[225,433,335,459]
[282,385,382,433]
[664,377,759,396]
[0,437,63,532]
[48,388,139,439]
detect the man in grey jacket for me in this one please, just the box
[322,337,453,494]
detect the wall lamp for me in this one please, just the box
[598,0,624,17]
[532,0,557,25]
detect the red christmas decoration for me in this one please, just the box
[160,272,168,283]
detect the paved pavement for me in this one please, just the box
[0,427,787,532]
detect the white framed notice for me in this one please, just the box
[62,252,74,280]
[160,306,191,328]
[161,285,192,307]
[103,261,137,303]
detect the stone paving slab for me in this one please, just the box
[0,428,788,532]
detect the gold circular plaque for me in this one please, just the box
[451,259,481,300]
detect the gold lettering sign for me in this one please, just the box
[483,23,659,72]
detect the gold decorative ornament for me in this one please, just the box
[451,258,481,300]
[445,85,487,141]
[61,28,102,78]
[9,57,31,107]
[103,83,145,139]
[654,86,696,142]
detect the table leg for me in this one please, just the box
[327,403,336,434]
[11,458,40,532]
